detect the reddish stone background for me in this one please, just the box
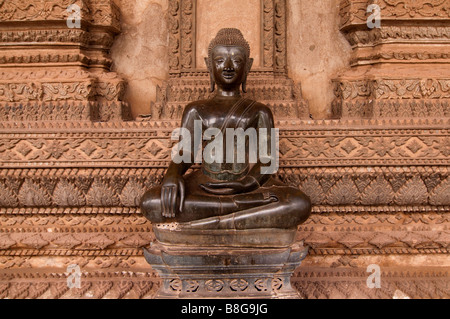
[0,0,448,299]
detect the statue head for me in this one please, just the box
[205,28,254,93]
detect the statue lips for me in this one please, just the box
[222,70,236,80]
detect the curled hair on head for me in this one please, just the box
[207,28,251,64]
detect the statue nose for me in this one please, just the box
[224,59,234,71]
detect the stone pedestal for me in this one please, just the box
[144,226,308,299]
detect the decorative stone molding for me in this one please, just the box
[293,266,449,299]
[0,261,447,299]
[0,119,448,167]
[333,0,450,119]
[340,0,450,28]
[0,0,118,25]
[0,122,446,268]
[0,0,130,122]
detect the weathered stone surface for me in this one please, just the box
[287,0,352,119]
[111,0,169,118]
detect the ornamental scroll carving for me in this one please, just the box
[333,0,450,119]
[340,0,450,26]
[0,0,130,122]
[0,0,120,28]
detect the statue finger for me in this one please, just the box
[215,182,241,189]
[199,184,213,193]
[170,186,177,218]
[201,184,235,195]
[202,182,222,189]
[166,186,173,218]
[161,187,166,217]
[212,188,235,195]
[203,182,237,189]
[179,182,185,213]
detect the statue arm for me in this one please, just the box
[245,104,276,186]
[161,103,201,218]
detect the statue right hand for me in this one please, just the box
[161,174,185,218]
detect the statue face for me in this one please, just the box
[211,45,247,90]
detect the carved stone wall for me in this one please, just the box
[0,0,448,299]
[0,0,131,122]
[146,0,310,121]
[333,0,450,119]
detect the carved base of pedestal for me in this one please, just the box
[144,241,308,299]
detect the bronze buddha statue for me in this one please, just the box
[140,28,311,231]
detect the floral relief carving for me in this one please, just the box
[205,280,224,292]
[327,176,360,205]
[377,0,450,18]
[340,0,450,29]
[429,177,450,205]
[86,180,120,207]
[263,0,274,67]
[120,180,146,207]
[17,180,52,207]
[0,0,121,28]
[53,180,86,207]
[0,183,19,207]
[180,0,194,70]
[2,166,446,210]
[0,0,82,21]
[394,176,429,205]
[360,176,395,205]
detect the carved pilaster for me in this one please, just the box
[168,0,181,75]
[262,0,275,68]
[273,0,287,74]
[333,0,450,119]
[180,0,196,71]
[0,0,130,122]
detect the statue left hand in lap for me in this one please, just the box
[140,28,311,230]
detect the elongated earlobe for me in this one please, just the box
[242,58,253,93]
[209,74,216,93]
[205,57,215,93]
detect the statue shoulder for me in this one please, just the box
[182,100,208,117]
[184,100,205,110]
[249,100,273,117]
[245,100,274,128]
